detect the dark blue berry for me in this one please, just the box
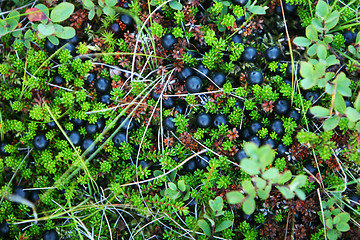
[196,113,212,128]
[67,130,82,146]
[176,66,194,82]
[85,122,98,135]
[163,116,176,131]
[196,154,210,170]
[269,119,284,136]
[186,76,203,93]
[264,46,282,62]
[99,94,111,105]
[113,132,127,147]
[274,99,290,115]
[211,72,226,87]
[235,149,247,163]
[43,229,59,240]
[241,47,258,63]
[247,70,264,85]
[213,114,228,128]
[33,134,49,150]
[195,64,211,80]
[161,33,177,50]
[94,78,111,94]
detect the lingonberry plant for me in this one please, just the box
[1,0,360,239]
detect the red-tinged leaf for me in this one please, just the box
[25,8,47,22]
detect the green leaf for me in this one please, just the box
[240,158,260,175]
[168,182,177,191]
[315,0,329,19]
[326,218,333,229]
[310,106,330,117]
[300,61,313,78]
[226,191,244,204]
[336,222,350,232]
[334,212,350,224]
[258,145,274,167]
[253,177,266,189]
[248,6,266,15]
[327,230,340,240]
[88,9,95,20]
[325,11,339,29]
[198,220,211,237]
[300,78,316,89]
[83,0,95,9]
[354,91,360,111]
[257,189,269,200]
[306,25,318,42]
[169,1,183,10]
[242,180,256,198]
[103,5,115,16]
[323,34,333,44]
[277,170,292,184]
[293,37,311,47]
[105,0,117,7]
[289,175,307,191]
[326,55,340,66]
[243,197,256,215]
[243,142,258,159]
[323,115,340,131]
[317,43,327,59]
[164,189,180,199]
[345,107,360,122]
[56,26,75,39]
[277,186,295,199]
[312,18,325,31]
[0,20,7,36]
[34,4,49,17]
[38,23,55,36]
[294,189,306,200]
[335,93,346,114]
[50,2,75,22]
[210,196,224,212]
[215,220,232,232]
[47,35,59,45]
[177,180,186,192]
[262,168,279,180]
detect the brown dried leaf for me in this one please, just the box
[25,8,47,22]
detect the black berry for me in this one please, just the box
[274,99,290,115]
[176,66,194,82]
[304,162,317,175]
[186,76,203,93]
[161,33,177,50]
[304,91,320,104]
[231,33,243,44]
[163,97,176,109]
[269,119,284,136]
[113,132,127,147]
[284,2,297,15]
[0,141,10,156]
[53,75,64,85]
[14,186,26,198]
[240,127,251,141]
[119,117,136,131]
[235,149,247,163]
[0,221,10,237]
[288,109,301,122]
[67,130,82,146]
[196,113,212,128]
[82,138,97,155]
[85,72,96,86]
[63,42,76,56]
[247,70,264,85]
[46,121,57,129]
[71,118,85,128]
[235,16,245,26]
[249,121,263,135]
[286,62,300,79]
[111,23,121,34]
[241,47,258,63]
[343,30,356,46]
[85,122,98,135]
[262,137,277,149]
[196,154,210,170]
[33,134,49,150]
[349,194,360,208]
[174,103,187,115]
[277,143,289,157]
[163,116,176,131]
[44,39,58,53]
[232,0,248,6]
[27,190,40,203]
[43,229,59,240]
[213,114,228,128]
[184,159,197,173]
[99,94,111,105]
[264,46,282,62]
[195,64,211,80]
[151,89,161,101]
[119,14,134,31]
[94,78,111,94]
[96,117,105,131]
[249,136,261,147]
[211,72,226,87]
